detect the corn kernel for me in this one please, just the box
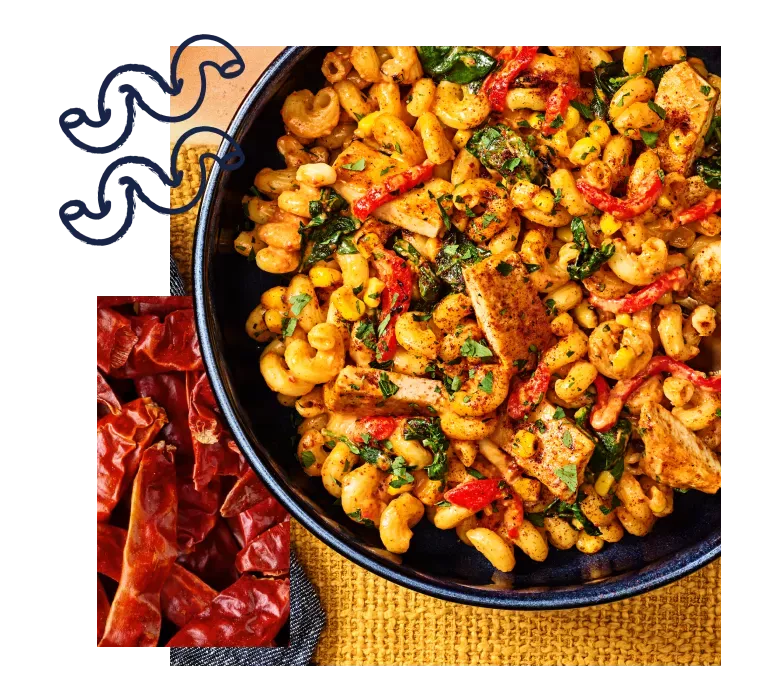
[668,129,696,155]
[555,225,573,243]
[363,277,386,308]
[332,287,367,321]
[587,120,611,147]
[563,106,581,131]
[264,309,283,334]
[532,189,555,214]
[595,470,615,497]
[261,286,288,311]
[569,137,601,165]
[356,111,381,137]
[615,313,633,327]
[599,212,622,236]
[512,429,538,458]
[657,194,674,210]
[356,233,380,259]
[309,266,342,287]
[529,111,545,129]
[611,346,636,374]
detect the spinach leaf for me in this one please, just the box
[593,61,630,99]
[567,217,616,281]
[646,64,673,88]
[417,46,497,84]
[588,417,632,483]
[545,497,602,537]
[695,154,720,189]
[393,237,443,303]
[404,417,449,481]
[434,229,491,292]
[466,124,541,183]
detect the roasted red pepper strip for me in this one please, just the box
[189,372,245,491]
[97,308,138,374]
[236,518,291,576]
[97,371,122,416]
[352,416,398,443]
[229,497,289,547]
[221,469,273,519]
[372,249,414,362]
[591,356,721,431]
[445,478,504,512]
[678,195,721,225]
[588,267,688,314]
[97,523,217,628]
[97,577,110,645]
[97,397,168,521]
[100,442,178,647]
[576,173,663,221]
[507,363,551,420]
[166,575,290,648]
[353,161,434,221]
[542,82,580,135]
[177,520,240,591]
[481,46,539,112]
[110,310,203,378]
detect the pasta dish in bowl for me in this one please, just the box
[194,45,720,608]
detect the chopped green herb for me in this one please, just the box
[467,468,486,480]
[378,372,399,399]
[647,100,666,119]
[554,464,578,492]
[479,371,494,393]
[496,261,513,276]
[640,130,658,148]
[552,407,566,420]
[281,317,297,337]
[290,293,312,316]
[460,338,493,358]
[301,450,316,469]
[342,158,366,171]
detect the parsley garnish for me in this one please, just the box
[460,338,493,358]
[290,293,312,317]
[342,158,366,171]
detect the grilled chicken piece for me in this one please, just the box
[639,402,721,494]
[654,61,719,175]
[463,251,552,366]
[333,142,450,237]
[499,400,595,503]
[323,366,445,416]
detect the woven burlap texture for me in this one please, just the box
[170,143,721,666]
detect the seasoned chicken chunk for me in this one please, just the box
[500,400,595,503]
[463,251,553,366]
[332,142,450,237]
[654,61,719,175]
[639,402,721,494]
[323,366,445,416]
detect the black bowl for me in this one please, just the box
[193,46,720,609]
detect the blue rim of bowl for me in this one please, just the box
[193,46,721,610]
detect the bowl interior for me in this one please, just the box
[194,46,720,609]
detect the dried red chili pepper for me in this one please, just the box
[166,575,290,648]
[352,416,398,443]
[97,371,122,416]
[97,308,138,374]
[445,478,504,512]
[481,46,539,112]
[352,161,434,221]
[588,267,688,314]
[678,194,721,225]
[97,523,217,628]
[542,82,580,135]
[135,371,195,456]
[110,310,203,378]
[576,173,663,221]
[507,363,551,420]
[177,520,240,591]
[100,442,178,647]
[229,497,289,547]
[189,372,245,490]
[97,397,168,521]
[236,518,291,576]
[221,469,271,518]
[176,463,220,552]
[97,577,110,645]
[372,249,414,362]
[97,296,194,313]
[591,356,721,431]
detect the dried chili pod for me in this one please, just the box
[97,523,216,628]
[97,308,137,374]
[166,575,290,648]
[99,442,178,647]
[177,520,240,591]
[134,372,194,456]
[97,296,193,312]
[176,464,220,552]
[97,371,122,416]
[229,497,289,547]
[220,469,272,519]
[236,518,291,576]
[97,397,167,521]
[97,577,110,645]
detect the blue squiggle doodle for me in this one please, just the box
[57,34,245,246]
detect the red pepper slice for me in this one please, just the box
[678,195,721,225]
[507,363,551,420]
[591,356,721,431]
[576,173,663,221]
[353,161,434,221]
[481,46,539,112]
[353,416,398,443]
[588,267,688,314]
[373,249,414,362]
[445,478,504,512]
[542,82,580,135]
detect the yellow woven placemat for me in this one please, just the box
[170,143,721,666]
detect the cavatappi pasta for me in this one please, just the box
[235,46,721,570]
